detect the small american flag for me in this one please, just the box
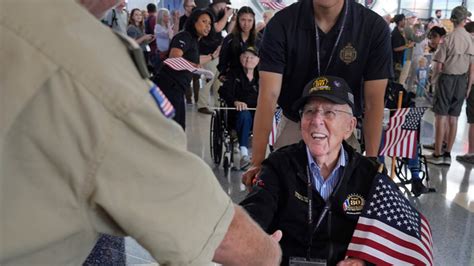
[149,85,175,118]
[269,107,282,146]
[163,57,197,72]
[379,107,426,159]
[261,0,286,10]
[163,57,214,80]
[346,173,434,265]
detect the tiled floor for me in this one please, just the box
[120,102,473,265]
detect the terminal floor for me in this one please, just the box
[114,103,472,265]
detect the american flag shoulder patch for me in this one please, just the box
[149,85,175,119]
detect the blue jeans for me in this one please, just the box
[236,110,253,148]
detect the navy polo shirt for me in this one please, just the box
[259,0,393,121]
[158,31,200,92]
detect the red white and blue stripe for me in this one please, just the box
[149,85,175,118]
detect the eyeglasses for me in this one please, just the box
[300,107,352,121]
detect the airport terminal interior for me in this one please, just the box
[5,0,473,265]
[109,0,473,265]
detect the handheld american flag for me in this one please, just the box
[346,173,434,265]
[163,57,214,80]
[269,107,282,146]
[379,107,427,159]
[260,0,286,10]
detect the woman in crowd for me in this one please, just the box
[391,14,414,82]
[153,9,216,130]
[127,8,155,54]
[217,6,260,81]
[155,8,174,60]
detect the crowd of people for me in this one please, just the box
[2,0,472,265]
[388,8,474,166]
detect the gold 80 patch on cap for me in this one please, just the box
[310,77,331,92]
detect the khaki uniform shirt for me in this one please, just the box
[0,1,233,265]
[433,26,474,75]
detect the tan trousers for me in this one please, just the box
[197,58,221,109]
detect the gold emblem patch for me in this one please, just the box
[339,43,357,65]
[310,77,331,93]
[342,194,365,215]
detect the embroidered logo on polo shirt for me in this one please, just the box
[340,43,357,65]
[342,194,365,215]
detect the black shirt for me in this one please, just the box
[158,31,200,92]
[217,33,261,78]
[179,15,188,31]
[199,7,225,55]
[219,67,259,108]
[259,0,392,120]
[391,27,405,65]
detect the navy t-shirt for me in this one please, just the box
[159,31,199,92]
[259,0,393,120]
[391,27,405,65]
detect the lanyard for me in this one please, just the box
[306,166,314,261]
[305,163,347,261]
[315,0,349,76]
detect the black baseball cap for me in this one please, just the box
[241,46,258,56]
[211,0,231,5]
[292,75,354,114]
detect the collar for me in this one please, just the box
[305,144,347,173]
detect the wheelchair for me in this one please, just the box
[209,100,238,175]
[384,81,431,191]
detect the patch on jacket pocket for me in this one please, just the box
[294,191,309,203]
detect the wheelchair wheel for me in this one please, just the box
[395,158,410,184]
[210,111,223,165]
[223,155,230,175]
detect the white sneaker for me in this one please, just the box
[425,153,444,165]
[240,155,251,170]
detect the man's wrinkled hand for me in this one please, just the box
[242,165,261,190]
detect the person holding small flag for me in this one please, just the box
[153,8,218,129]
[240,75,433,265]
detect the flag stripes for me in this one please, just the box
[261,1,286,10]
[149,85,175,118]
[380,108,426,159]
[269,108,282,146]
[163,57,197,72]
[349,217,433,265]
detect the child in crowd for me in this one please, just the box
[415,56,429,97]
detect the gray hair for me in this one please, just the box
[156,8,170,26]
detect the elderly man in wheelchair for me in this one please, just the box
[218,46,260,170]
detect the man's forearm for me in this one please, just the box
[213,205,281,265]
[251,71,282,166]
[363,79,387,157]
